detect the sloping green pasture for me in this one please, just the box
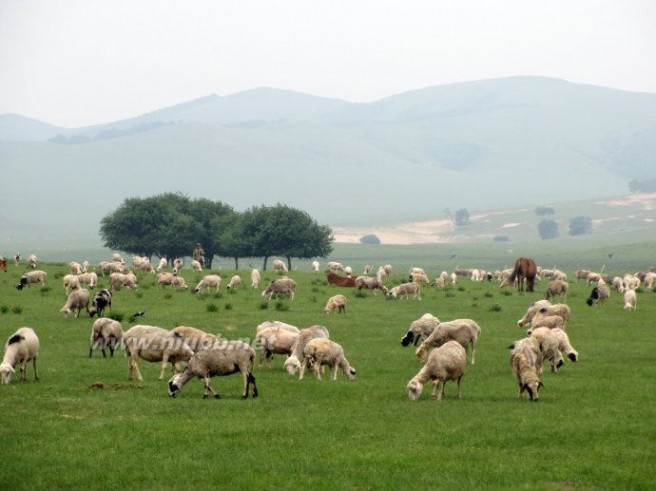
[0,263,653,490]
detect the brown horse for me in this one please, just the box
[507,257,537,292]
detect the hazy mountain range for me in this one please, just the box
[1,76,655,249]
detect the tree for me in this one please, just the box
[454,208,470,226]
[534,206,555,216]
[537,219,559,239]
[359,234,381,245]
[568,216,593,236]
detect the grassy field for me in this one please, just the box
[0,259,654,490]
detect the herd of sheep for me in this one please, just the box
[1,253,652,403]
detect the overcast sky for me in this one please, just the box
[1,0,654,128]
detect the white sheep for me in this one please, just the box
[99,261,125,275]
[528,327,563,374]
[111,253,125,263]
[255,325,299,368]
[623,289,637,310]
[343,266,353,277]
[324,294,347,314]
[407,340,466,401]
[69,261,83,274]
[262,277,296,301]
[312,261,320,273]
[283,325,330,375]
[273,259,288,273]
[450,272,457,285]
[255,320,300,335]
[327,261,344,273]
[623,274,641,290]
[157,272,188,289]
[0,327,39,384]
[157,257,168,272]
[15,270,47,290]
[60,288,90,318]
[644,272,656,289]
[545,279,569,302]
[517,302,570,328]
[170,326,219,353]
[77,272,98,289]
[251,268,261,289]
[387,281,421,300]
[81,260,89,273]
[134,258,155,273]
[194,274,222,294]
[167,340,258,399]
[63,274,81,295]
[355,275,388,295]
[299,338,356,381]
[509,336,543,401]
[226,275,242,289]
[123,325,194,381]
[400,313,441,346]
[27,254,37,268]
[415,319,481,365]
[89,318,124,358]
[410,271,430,284]
[363,264,372,275]
[527,314,565,334]
[190,259,203,273]
[109,272,138,290]
[173,258,184,272]
[433,276,446,288]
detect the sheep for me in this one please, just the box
[255,320,300,335]
[407,340,466,401]
[409,271,430,284]
[226,275,241,289]
[28,254,37,268]
[170,326,219,353]
[586,284,610,306]
[382,264,393,275]
[387,281,421,300]
[363,264,372,275]
[60,288,90,318]
[194,274,222,294]
[415,319,481,365]
[312,260,320,273]
[470,269,481,282]
[623,274,641,290]
[99,260,125,275]
[273,259,288,273]
[299,338,356,381]
[545,279,568,302]
[255,325,299,368]
[517,301,571,328]
[167,340,258,399]
[575,269,592,282]
[433,276,446,288]
[551,328,579,364]
[343,266,353,277]
[158,272,188,289]
[81,260,89,273]
[15,270,47,290]
[528,327,563,374]
[644,272,656,289]
[13,252,20,265]
[171,276,188,289]
[111,253,125,264]
[77,271,98,289]
[69,261,83,274]
[324,294,347,314]
[283,325,330,375]
[509,336,543,401]
[355,275,388,295]
[190,259,203,273]
[450,272,457,285]
[88,289,112,318]
[527,314,565,334]
[376,266,387,283]
[0,327,39,384]
[63,274,81,295]
[89,318,124,358]
[156,257,168,272]
[400,313,441,346]
[123,324,194,381]
[251,268,261,289]
[262,277,296,301]
[612,276,625,293]
[109,272,138,290]
[327,261,344,273]
[623,289,637,310]
[134,258,155,273]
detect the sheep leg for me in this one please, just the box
[247,372,258,398]
[32,358,38,382]
[431,380,443,400]
[299,358,308,380]
[129,354,144,381]
[456,376,462,399]
[331,364,339,381]
[19,360,27,382]
[203,376,220,399]
[313,360,322,380]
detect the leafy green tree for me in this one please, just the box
[454,208,470,226]
[537,219,559,239]
[359,234,381,245]
[534,206,555,216]
[568,216,593,236]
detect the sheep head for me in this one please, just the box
[0,362,15,384]
[407,379,423,401]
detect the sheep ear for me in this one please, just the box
[508,343,516,349]
[538,381,545,389]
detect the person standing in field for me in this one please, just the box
[193,243,205,266]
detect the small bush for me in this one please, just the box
[206,303,218,313]
[11,305,23,314]
[354,290,368,299]
[136,292,144,299]
[274,301,289,312]
[40,286,51,295]
[484,292,494,298]
[501,290,512,297]
[164,293,172,300]
[111,312,125,322]
[0,305,8,314]
[224,303,233,310]
[489,304,503,312]
[258,302,269,310]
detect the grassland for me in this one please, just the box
[0,259,654,490]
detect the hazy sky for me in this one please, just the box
[1,0,655,128]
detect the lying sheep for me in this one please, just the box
[15,270,48,290]
[283,325,330,375]
[167,340,258,399]
[226,275,241,289]
[60,288,90,318]
[545,279,568,302]
[170,326,219,352]
[509,336,543,401]
[387,281,422,300]
[255,325,299,368]
[262,277,296,301]
[251,268,261,289]
[415,319,481,365]
[0,327,39,384]
[89,318,124,358]
[623,289,637,310]
[517,302,569,328]
[355,275,388,295]
[273,259,288,273]
[299,338,356,381]
[194,274,221,294]
[400,313,441,346]
[63,274,81,295]
[407,340,466,401]
[88,289,112,318]
[324,294,347,314]
[123,325,194,381]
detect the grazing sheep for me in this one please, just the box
[63,274,81,295]
[111,253,125,264]
[167,340,258,399]
[273,259,288,273]
[69,261,83,274]
[623,274,641,290]
[109,272,138,290]
[363,264,372,275]
[612,276,625,293]
[312,261,320,273]
[13,253,20,266]
[409,271,430,284]
[99,260,125,275]
[527,314,565,334]
[407,340,466,401]
[433,276,446,288]
[171,276,188,289]
[190,259,203,273]
[299,338,356,381]
[509,336,543,401]
[283,325,330,375]
[327,261,344,273]
[194,274,222,294]
[88,289,112,318]
[170,326,219,353]
[355,275,388,295]
[28,254,38,269]
[529,327,563,374]
[60,288,90,318]
[262,277,296,301]
[324,294,347,314]
[387,281,421,300]
[586,284,610,306]
[123,325,194,381]
[400,313,441,346]
[158,272,187,289]
[255,320,300,335]
[575,269,591,282]
[134,258,155,273]
[251,268,261,289]
[545,279,569,302]
[81,260,89,273]
[643,272,656,289]
[415,319,481,365]
[89,318,124,358]
[0,327,39,384]
[15,270,47,290]
[450,272,457,285]
[623,289,637,310]
[226,275,241,289]
[551,328,579,364]
[376,266,387,283]
[255,325,299,368]
[77,272,98,289]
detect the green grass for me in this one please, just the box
[0,261,654,490]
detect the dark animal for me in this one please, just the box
[15,276,27,290]
[507,257,538,292]
[88,289,112,318]
[326,272,356,287]
[586,285,609,306]
[0,259,7,272]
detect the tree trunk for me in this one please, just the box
[263,256,269,271]
[234,257,239,269]
[286,256,292,272]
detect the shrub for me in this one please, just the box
[274,301,289,312]
[206,303,218,313]
[11,305,23,314]
[489,304,503,312]
[359,234,381,245]
[224,303,233,310]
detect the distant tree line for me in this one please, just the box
[99,193,333,270]
[628,179,656,193]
